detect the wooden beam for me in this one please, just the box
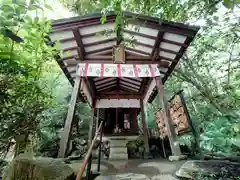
[120,78,141,87]
[52,16,115,32]
[72,29,96,103]
[140,99,150,156]
[96,94,142,99]
[96,80,117,89]
[87,77,97,99]
[72,28,85,61]
[162,37,193,83]
[159,48,180,55]
[123,29,156,40]
[85,37,117,47]
[98,85,117,92]
[85,78,96,103]
[117,77,120,91]
[81,29,114,38]
[162,39,187,48]
[86,47,114,55]
[125,47,151,56]
[124,38,154,49]
[62,55,77,61]
[59,37,75,43]
[55,56,74,86]
[151,30,164,60]
[116,20,122,45]
[87,49,113,56]
[155,76,181,156]
[97,91,141,95]
[74,59,170,68]
[58,76,82,158]
[62,46,78,52]
[120,85,139,93]
[80,55,176,62]
[127,20,196,37]
[139,77,149,94]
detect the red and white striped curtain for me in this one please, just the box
[76,63,161,77]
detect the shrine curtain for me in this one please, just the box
[76,63,161,77]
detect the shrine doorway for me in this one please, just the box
[103,108,138,136]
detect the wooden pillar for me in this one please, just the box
[97,109,103,172]
[58,77,81,158]
[155,77,181,156]
[131,109,138,134]
[96,108,100,129]
[86,106,95,179]
[140,100,149,154]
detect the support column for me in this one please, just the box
[86,107,95,179]
[58,77,81,158]
[140,100,150,157]
[97,110,103,172]
[155,77,181,156]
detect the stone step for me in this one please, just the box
[109,153,128,160]
[110,147,128,154]
[110,140,127,147]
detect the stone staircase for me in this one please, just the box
[109,138,128,160]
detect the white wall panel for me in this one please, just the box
[96,99,140,108]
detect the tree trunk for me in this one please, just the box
[14,134,28,157]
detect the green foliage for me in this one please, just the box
[178,134,195,149]
[60,0,233,22]
[126,138,144,150]
[0,0,56,155]
[200,116,240,156]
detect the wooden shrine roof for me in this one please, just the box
[50,12,199,104]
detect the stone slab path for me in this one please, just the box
[69,159,185,180]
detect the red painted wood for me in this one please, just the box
[133,64,139,77]
[149,64,155,77]
[101,64,104,77]
[117,64,121,77]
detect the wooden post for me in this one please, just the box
[58,77,82,158]
[155,77,181,156]
[86,107,95,179]
[116,108,118,129]
[140,100,149,156]
[97,118,103,172]
[96,108,100,129]
[178,91,203,158]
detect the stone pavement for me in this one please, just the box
[69,158,185,180]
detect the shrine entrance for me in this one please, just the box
[103,108,138,136]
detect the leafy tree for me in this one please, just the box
[0,0,56,156]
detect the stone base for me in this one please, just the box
[169,155,187,161]
[96,173,150,180]
[143,152,152,159]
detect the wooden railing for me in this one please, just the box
[76,121,103,180]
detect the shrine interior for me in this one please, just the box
[102,108,139,136]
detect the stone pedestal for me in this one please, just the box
[169,155,187,161]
